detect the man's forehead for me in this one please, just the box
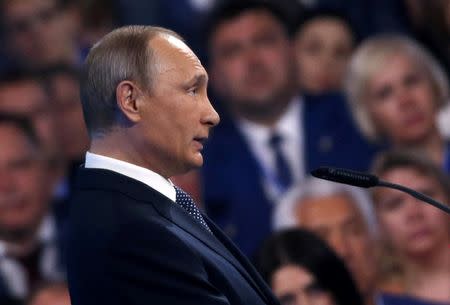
[151,35,200,60]
[298,194,360,218]
[150,34,206,74]
[212,9,284,39]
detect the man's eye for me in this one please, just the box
[188,88,198,96]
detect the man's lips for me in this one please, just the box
[193,137,207,149]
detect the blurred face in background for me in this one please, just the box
[374,167,449,258]
[49,73,89,161]
[0,80,58,156]
[296,194,377,296]
[294,17,354,94]
[365,54,439,145]
[209,9,296,120]
[272,264,336,305]
[0,123,51,241]
[2,0,78,68]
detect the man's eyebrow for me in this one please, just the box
[187,73,208,86]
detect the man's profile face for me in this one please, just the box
[209,10,295,114]
[0,124,51,239]
[295,194,377,295]
[137,35,220,177]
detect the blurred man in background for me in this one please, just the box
[0,0,80,70]
[0,114,66,303]
[203,0,375,257]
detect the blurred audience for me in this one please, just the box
[0,0,81,70]
[41,65,88,164]
[0,0,447,303]
[38,64,88,213]
[346,35,450,172]
[256,228,364,305]
[0,70,64,198]
[371,150,450,305]
[28,281,70,305]
[403,0,450,78]
[0,114,66,302]
[202,0,374,257]
[274,178,380,305]
[77,0,117,57]
[293,9,355,94]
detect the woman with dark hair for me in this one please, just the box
[256,228,364,305]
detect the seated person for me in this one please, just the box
[256,228,363,305]
[345,35,449,173]
[273,177,379,305]
[0,114,66,302]
[371,150,450,305]
[293,9,356,94]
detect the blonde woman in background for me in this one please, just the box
[345,35,450,173]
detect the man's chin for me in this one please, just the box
[191,154,204,169]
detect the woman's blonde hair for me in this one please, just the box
[345,35,449,142]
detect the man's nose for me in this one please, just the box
[202,97,220,127]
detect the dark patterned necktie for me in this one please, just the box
[268,132,293,191]
[175,186,212,233]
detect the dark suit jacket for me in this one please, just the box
[67,168,280,305]
[202,93,379,256]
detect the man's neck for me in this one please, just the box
[232,94,296,127]
[89,131,174,178]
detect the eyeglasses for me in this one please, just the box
[5,4,61,36]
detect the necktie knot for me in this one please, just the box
[175,186,212,233]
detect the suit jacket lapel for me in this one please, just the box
[204,215,279,305]
[150,198,271,304]
[75,168,275,304]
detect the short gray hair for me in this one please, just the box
[80,25,181,138]
[274,177,378,237]
[345,34,449,142]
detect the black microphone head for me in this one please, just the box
[311,167,379,188]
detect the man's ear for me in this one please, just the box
[116,80,143,123]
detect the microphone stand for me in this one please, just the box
[311,167,450,215]
[377,180,450,214]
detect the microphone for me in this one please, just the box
[311,166,450,214]
[310,167,379,188]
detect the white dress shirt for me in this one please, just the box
[238,97,305,200]
[85,152,176,202]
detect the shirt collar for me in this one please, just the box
[85,152,176,202]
